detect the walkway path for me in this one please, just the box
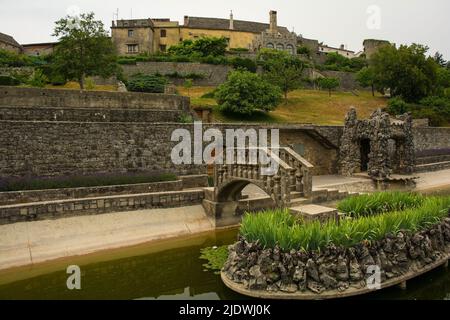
[0,205,212,271]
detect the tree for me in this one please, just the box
[183,78,193,96]
[433,52,447,68]
[215,70,282,115]
[52,12,117,90]
[356,66,377,96]
[259,49,305,101]
[317,77,340,96]
[371,43,438,102]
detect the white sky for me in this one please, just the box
[1,0,449,59]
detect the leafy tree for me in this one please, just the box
[433,52,447,68]
[436,67,450,90]
[259,49,305,101]
[317,77,340,96]
[371,43,438,102]
[168,37,228,57]
[52,12,117,90]
[356,66,377,96]
[323,52,367,72]
[215,70,282,115]
[297,46,311,57]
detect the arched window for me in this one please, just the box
[286,44,294,54]
[276,43,284,51]
[266,43,274,49]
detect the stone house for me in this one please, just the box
[0,32,22,53]
[22,42,57,56]
[111,10,298,55]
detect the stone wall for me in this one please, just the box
[0,121,206,179]
[0,180,184,205]
[0,106,185,122]
[414,127,450,152]
[121,62,233,86]
[0,86,190,111]
[320,70,362,91]
[0,189,205,225]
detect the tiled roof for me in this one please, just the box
[185,16,290,34]
[0,32,21,48]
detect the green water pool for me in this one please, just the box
[0,227,449,300]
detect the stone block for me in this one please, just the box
[290,204,339,224]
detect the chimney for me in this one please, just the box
[340,44,345,50]
[184,15,189,26]
[229,10,234,30]
[269,10,278,33]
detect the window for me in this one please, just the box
[127,44,138,53]
[159,44,167,52]
[128,29,134,37]
[266,43,274,49]
[276,43,284,51]
[286,44,295,54]
[160,29,167,38]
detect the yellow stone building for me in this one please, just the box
[111,11,296,55]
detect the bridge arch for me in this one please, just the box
[217,179,275,203]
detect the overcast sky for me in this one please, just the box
[1,0,449,59]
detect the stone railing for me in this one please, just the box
[213,147,313,206]
[277,147,314,197]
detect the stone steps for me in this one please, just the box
[0,189,205,225]
[415,161,450,173]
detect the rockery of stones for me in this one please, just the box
[223,214,450,294]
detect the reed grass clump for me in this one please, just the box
[240,195,450,252]
[337,191,425,217]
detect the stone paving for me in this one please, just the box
[0,205,212,271]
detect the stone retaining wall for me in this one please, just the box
[0,106,185,122]
[122,62,233,86]
[0,189,205,225]
[0,86,189,111]
[0,180,184,205]
[223,215,450,295]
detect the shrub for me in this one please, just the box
[50,73,67,86]
[297,46,311,56]
[229,57,257,73]
[0,49,33,67]
[28,69,48,87]
[387,96,409,115]
[215,70,282,115]
[85,77,95,90]
[126,74,167,93]
[240,195,450,251]
[0,75,20,86]
[118,58,137,65]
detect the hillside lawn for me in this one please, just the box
[178,86,388,125]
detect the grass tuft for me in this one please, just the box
[240,195,450,251]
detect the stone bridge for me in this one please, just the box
[202,147,314,226]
